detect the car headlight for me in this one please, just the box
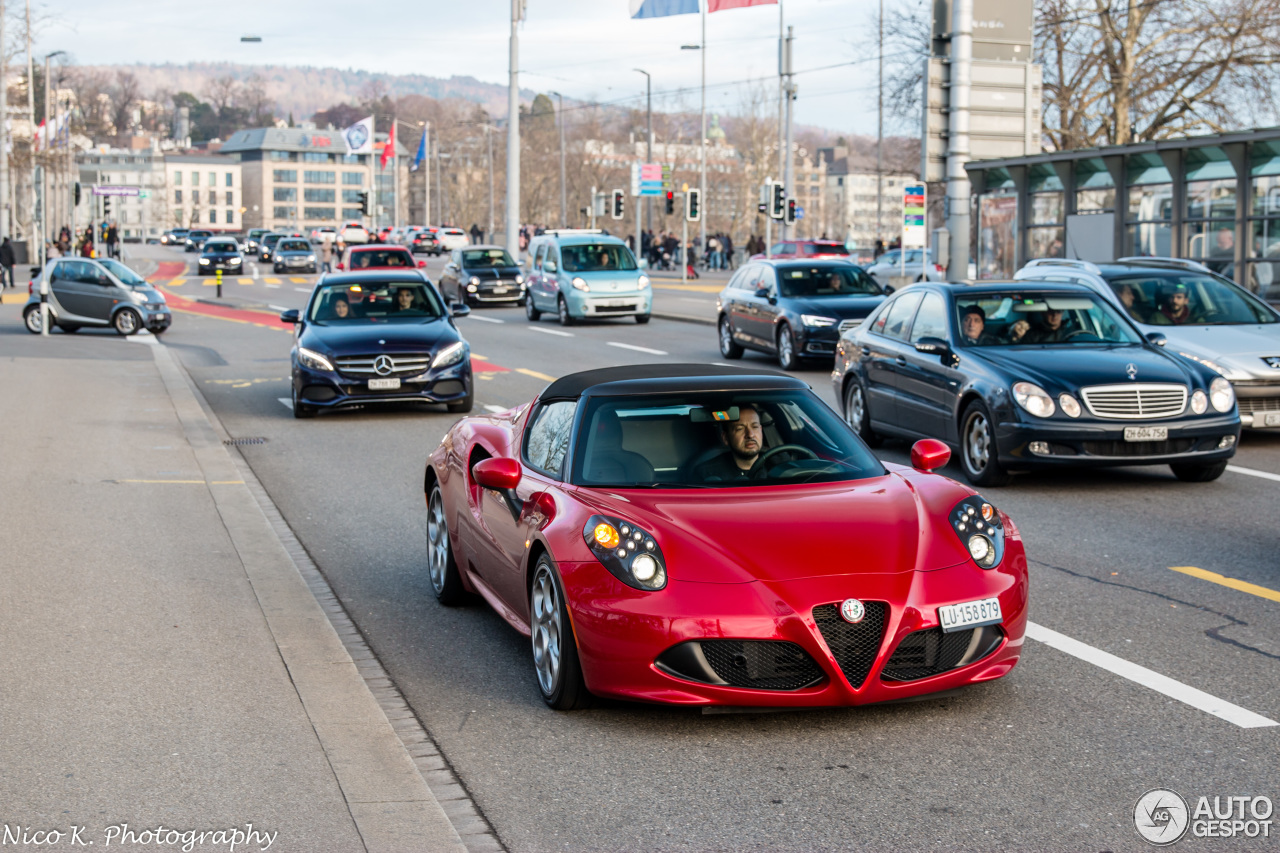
[1190,389,1208,414]
[515,274,524,284]
[571,277,590,292]
[199,258,210,264]
[469,276,481,286]
[949,497,1004,569]
[638,275,650,289]
[431,341,467,369]
[583,515,667,590]
[297,347,334,372]
[1209,377,1235,413]
[1058,393,1081,418]
[1012,381,1055,418]
[800,314,838,327]
[307,255,316,262]
[130,291,148,305]
[229,257,241,264]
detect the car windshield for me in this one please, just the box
[98,259,146,286]
[191,231,211,238]
[571,390,885,488]
[278,240,310,252]
[308,281,444,323]
[348,250,413,268]
[955,291,1144,346]
[777,265,880,297]
[462,248,516,267]
[204,241,238,253]
[264,234,284,246]
[802,243,850,256]
[1106,273,1277,325]
[560,244,638,272]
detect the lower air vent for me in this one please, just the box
[881,625,1003,682]
[655,640,824,691]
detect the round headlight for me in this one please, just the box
[1058,393,1081,418]
[1209,377,1234,413]
[571,277,590,292]
[1013,381,1055,418]
[1190,389,1208,414]
[638,275,650,289]
[967,534,992,564]
[515,274,524,284]
[469,276,480,286]
[631,553,658,583]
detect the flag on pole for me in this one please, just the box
[33,118,45,152]
[629,0,698,17]
[342,115,375,154]
[380,122,396,170]
[411,129,426,172]
[708,0,776,10]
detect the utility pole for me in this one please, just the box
[551,91,566,228]
[434,138,442,223]
[781,27,795,242]
[423,121,431,225]
[392,117,400,229]
[698,4,707,258]
[633,68,651,239]
[0,0,7,240]
[486,124,495,241]
[505,0,523,257]
[777,0,785,183]
[876,0,883,253]
[947,0,973,279]
[26,0,36,250]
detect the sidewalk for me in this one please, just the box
[0,319,467,852]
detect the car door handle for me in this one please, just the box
[896,355,908,366]
[861,346,872,356]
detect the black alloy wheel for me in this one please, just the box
[718,315,744,358]
[635,313,651,324]
[291,383,317,419]
[959,399,1010,486]
[1169,460,1229,482]
[446,384,474,414]
[843,376,882,448]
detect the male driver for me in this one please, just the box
[693,405,764,482]
[1150,282,1196,325]
[959,305,997,345]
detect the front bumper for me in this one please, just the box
[466,281,525,302]
[567,290,653,318]
[292,358,472,410]
[1232,382,1280,429]
[561,547,1028,707]
[798,325,842,357]
[995,412,1240,468]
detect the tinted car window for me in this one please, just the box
[462,248,516,267]
[277,240,310,252]
[802,243,850,256]
[909,292,948,342]
[204,241,238,252]
[525,401,577,477]
[879,291,924,340]
[348,250,413,268]
[560,244,637,272]
[776,265,880,297]
[1107,273,1277,325]
[308,281,444,323]
[955,291,1144,346]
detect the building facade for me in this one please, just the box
[822,152,918,252]
[163,155,243,233]
[76,147,170,242]
[220,128,409,234]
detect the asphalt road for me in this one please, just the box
[123,243,1280,851]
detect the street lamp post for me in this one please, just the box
[505,0,522,257]
[550,91,566,228]
[679,37,706,265]
[633,68,651,243]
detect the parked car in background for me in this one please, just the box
[750,240,851,262]
[197,238,244,276]
[339,222,371,244]
[717,259,889,370]
[273,238,318,274]
[438,245,526,306]
[23,257,170,336]
[1015,256,1280,430]
[865,248,946,287]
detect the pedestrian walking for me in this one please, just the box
[0,237,14,288]
[469,223,482,245]
[319,239,333,273]
[106,223,120,259]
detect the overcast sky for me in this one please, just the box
[36,0,907,136]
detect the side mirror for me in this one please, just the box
[280,309,300,324]
[472,457,522,490]
[336,262,345,270]
[1145,331,1167,347]
[449,301,472,317]
[544,261,557,274]
[418,260,427,268]
[910,438,951,471]
[913,336,951,357]
[882,284,896,295]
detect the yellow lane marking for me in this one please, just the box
[653,283,722,294]
[264,277,282,284]
[1170,566,1280,603]
[202,279,220,286]
[169,277,186,286]
[290,277,309,284]
[238,277,254,284]
[0,292,26,304]
[117,479,245,485]
[516,368,556,382]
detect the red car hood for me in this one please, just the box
[575,472,971,584]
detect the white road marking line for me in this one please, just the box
[1227,464,1280,483]
[528,326,573,337]
[278,397,292,410]
[268,304,288,311]
[294,287,310,292]
[266,283,280,288]
[466,315,505,324]
[608,341,669,355]
[1025,621,1278,729]
[483,404,507,413]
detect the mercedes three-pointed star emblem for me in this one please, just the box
[374,355,395,376]
[1126,363,1138,380]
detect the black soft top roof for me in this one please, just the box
[540,364,807,400]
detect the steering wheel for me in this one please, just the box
[750,444,819,477]
[1063,329,1094,340]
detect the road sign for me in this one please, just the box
[139,190,150,199]
[795,206,805,220]
[93,185,140,197]
[632,162,664,197]
[903,184,927,248]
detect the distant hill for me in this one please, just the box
[82,62,538,122]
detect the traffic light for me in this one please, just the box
[685,188,701,222]
[785,198,797,225]
[757,201,767,215]
[664,190,675,216]
[358,191,369,215]
[611,189,625,220]
[104,197,112,218]
[74,182,81,206]
[769,181,785,220]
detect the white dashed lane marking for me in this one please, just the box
[527,326,573,337]
[466,315,505,324]
[1227,464,1280,483]
[607,341,668,356]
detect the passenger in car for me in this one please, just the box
[1150,283,1197,325]
[329,295,351,320]
[1010,308,1070,343]
[1115,283,1147,322]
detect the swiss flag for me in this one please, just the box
[708,0,776,10]
[380,123,396,170]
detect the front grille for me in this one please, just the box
[812,601,888,689]
[334,354,432,376]
[1081,438,1196,457]
[696,640,824,690]
[592,303,637,313]
[838,319,863,334]
[1080,384,1188,419]
[881,626,1002,682]
[1237,396,1280,414]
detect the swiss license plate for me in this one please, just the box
[938,597,1003,633]
[1262,412,1280,427]
[1124,426,1168,442]
[368,378,401,390]
[493,286,508,294]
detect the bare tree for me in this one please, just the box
[237,73,276,127]
[109,70,140,136]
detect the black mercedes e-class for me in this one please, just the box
[280,272,473,418]
[438,245,526,306]
[832,281,1241,485]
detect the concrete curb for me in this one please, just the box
[140,335,471,853]
[652,310,714,326]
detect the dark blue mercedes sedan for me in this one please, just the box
[280,271,473,418]
[832,281,1241,485]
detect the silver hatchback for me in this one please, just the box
[23,257,171,336]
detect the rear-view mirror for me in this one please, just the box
[335,262,344,270]
[913,336,951,357]
[418,260,426,268]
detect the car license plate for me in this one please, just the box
[1124,426,1168,441]
[1262,412,1280,427]
[368,378,401,390]
[493,286,508,294]
[938,597,1003,633]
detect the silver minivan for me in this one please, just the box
[23,257,171,335]
[524,230,652,326]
